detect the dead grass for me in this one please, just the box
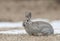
[0,34,60,41]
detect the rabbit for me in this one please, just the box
[23,12,54,36]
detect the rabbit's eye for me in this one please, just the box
[27,20,29,22]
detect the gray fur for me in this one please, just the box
[23,12,54,36]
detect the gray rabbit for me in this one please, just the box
[23,12,54,36]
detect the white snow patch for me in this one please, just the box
[31,18,49,22]
[0,30,27,34]
[0,22,23,28]
[50,20,60,34]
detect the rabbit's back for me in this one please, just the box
[31,21,53,31]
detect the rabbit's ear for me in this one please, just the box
[25,12,31,19]
[28,12,31,18]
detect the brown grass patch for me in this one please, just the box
[0,34,60,41]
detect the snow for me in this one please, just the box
[0,22,23,28]
[0,30,27,34]
[50,20,60,34]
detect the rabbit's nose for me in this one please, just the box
[23,24,25,26]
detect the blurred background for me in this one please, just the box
[0,0,60,22]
